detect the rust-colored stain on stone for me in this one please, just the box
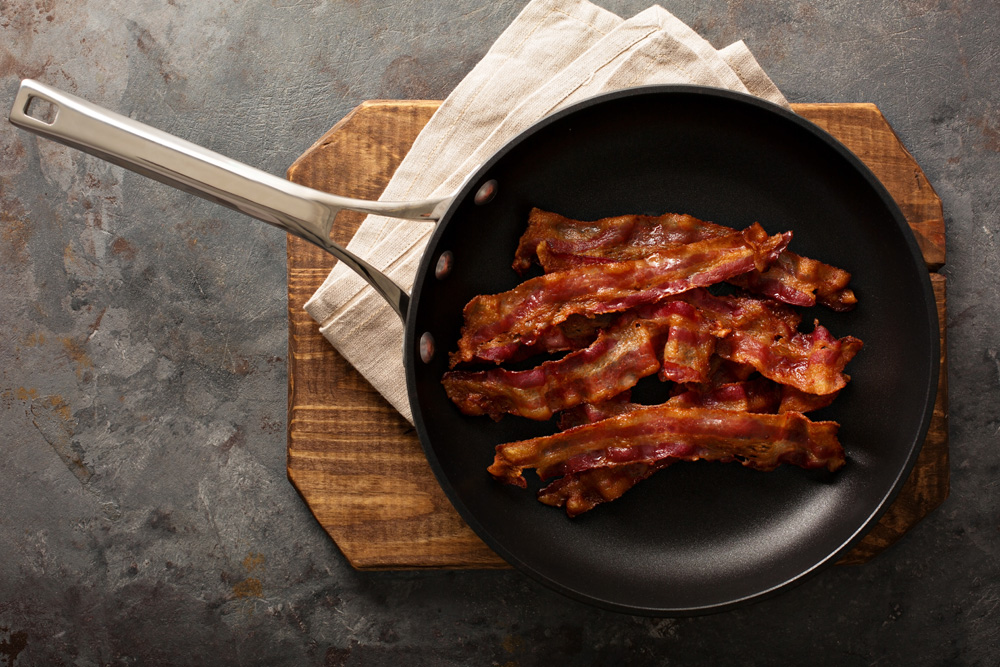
[60,336,94,379]
[39,394,72,422]
[242,552,266,572]
[970,114,1000,152]
[232,551,265,600]
[111,236,138,260]
[1,196,31,266]
[21,331,46,348]
[232,577,263,599]
[15,387,40,402]
[231,551,266,600]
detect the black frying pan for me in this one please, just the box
[10,82,939,615]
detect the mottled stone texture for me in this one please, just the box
[0,0,996,665]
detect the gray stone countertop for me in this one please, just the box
[1,1,997,664]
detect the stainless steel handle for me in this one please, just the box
[8,79,451,320]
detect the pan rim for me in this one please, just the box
[404,84,940,616]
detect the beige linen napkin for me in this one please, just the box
[305,0,789,422]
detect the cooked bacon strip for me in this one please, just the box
[488,405,844,488]
[447,287,857,421]
[451,224,790,367]
[559,376,779,431]
[542,376,842,516]
[555,375,774,434]
[669,377,836,414]
[556,391,639,430]
[543,378,789,516]
[513,209,723,273]
[442,316,662,421]
[673,282,802,336]
[779,385,840,413]
[471,314,611,365]
[558,376,793,435]
[679,291,861,395]
[649,299,718,383]
[558,377,781,427]
[728,251,858,311]
[516,208,856,311]
[537,460,674,517]
[464,286,858,423]
[716,321,862,396]
[444,298,728,420]
[557,374,829,437]
[667,377,781,413]
[691,356,759,390]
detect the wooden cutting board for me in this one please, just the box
[285,101,948,569]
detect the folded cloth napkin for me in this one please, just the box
[305,0,789,422]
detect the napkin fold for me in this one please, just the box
[304,0,789,422]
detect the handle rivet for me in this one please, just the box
[474,179,497,205]
[419,332,435,364]
[435,251,454,279]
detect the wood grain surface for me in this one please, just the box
[286,101,948,570]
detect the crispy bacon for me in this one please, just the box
[557,375,817,428]
[668,377,836,414]
[667,377,781,413]
[675,285,802,335]
[513,209,724,273]
[542,378,822,516]
[471,314,611,365]
[446,287,858,422]
[556,391,639,430]
[696,356,759,389]
[488,405,844,488]
[515,208,856,311]
[444,298,731,420]
[779,385,840,413]
[537,460,674,517]
[442,316,662,421]
[451,224,791,367]
[716,321,863,396]
[728,251,858,311]
[644,299,718,383]
[448,208,862,517]
[557,375,829,440]
[681,291,861,395]
[449,286,857,424]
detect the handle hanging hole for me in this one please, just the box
[25,96,58,124]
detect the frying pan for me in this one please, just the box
[9,80,939,615]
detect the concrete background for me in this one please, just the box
[1,0,997,664]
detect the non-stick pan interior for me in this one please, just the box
[405,86,939,614]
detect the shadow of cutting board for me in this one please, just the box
[285,100,948,569]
